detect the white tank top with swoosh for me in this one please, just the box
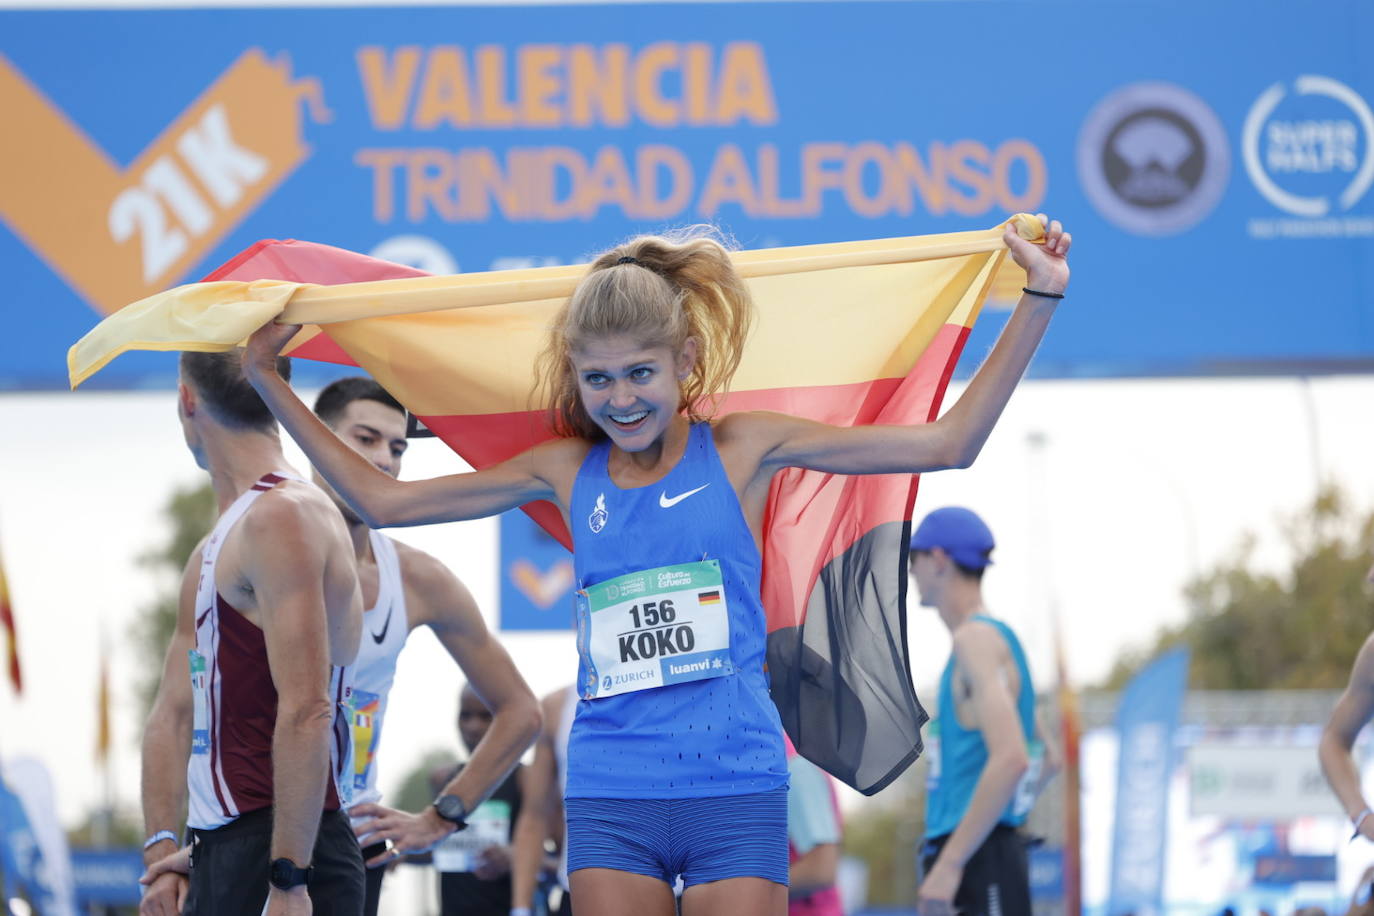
[347,531,408,809]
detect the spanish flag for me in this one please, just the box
[0,531,20,695]
[70,219,1034,793]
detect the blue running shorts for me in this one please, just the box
[565,788,789,887]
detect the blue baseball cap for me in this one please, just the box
[909,507,995,569]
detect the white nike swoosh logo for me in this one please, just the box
[659,484,710,508]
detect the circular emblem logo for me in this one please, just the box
[1077,82,1230,236]
[1242,75,1374,218]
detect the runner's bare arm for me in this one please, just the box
[919,622,1030,903]
[511,690,566,911]
[740,218,1069,479]
[789,844,841,900]
[1320,634,1374,836]
[242,336,566,526]
[141,544,202,864]
[139,545,202,916]
[349,548,540,865]
[139,545,201,916]
[250,494,355,880]
[407,545,541,809]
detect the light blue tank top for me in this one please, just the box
[565,422,788,799]
[925,615,1036,838]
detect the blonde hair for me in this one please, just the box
[536,230,754,440]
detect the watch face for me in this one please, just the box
[435,794,467,825]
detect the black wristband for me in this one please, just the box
[1022,286,1065,300]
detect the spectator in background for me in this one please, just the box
[1318,559,1374,845]
[786,737,844,916]
[429,684,528,916]
[512,684,578,916]
[909,507,1057,916]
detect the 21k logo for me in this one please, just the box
[0,49,328,316]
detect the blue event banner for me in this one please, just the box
[69,848,145,906]
[1107,648,1190,916]
[1,0,1372,390]
[498,509,576,631]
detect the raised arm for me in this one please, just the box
[1321,634,1374,837]
[139,545,202,916]
[752,215,1071,478]
[248,494,357,916]
[242,328,561,527]
[350,547,541,864]
[919,622,1030,907]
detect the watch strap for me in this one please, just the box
[269,857,313,890]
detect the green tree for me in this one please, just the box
[842,764,925,906]
[130,482,216,716]
[1104,486,1374,690]
[392,748,458,814]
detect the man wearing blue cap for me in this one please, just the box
[908,507,1048,916]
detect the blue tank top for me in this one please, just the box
[565,422,788,799]
[925,615,1036,838]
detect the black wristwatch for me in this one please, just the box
[269,857,313,891]
[432,793,470,831]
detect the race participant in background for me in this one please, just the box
[908,506,1058,916]
[785,738,845,916]
[312,377,541,916]
[427,684,529,915]
[511,685,578,916]
[1318,557,1374,844]
[139,351,364,916]
[245,215,1072,916]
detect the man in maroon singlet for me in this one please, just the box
[139,351,365,916]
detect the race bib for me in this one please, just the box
[189,650,210,756]
[350,689,381,791]
[924,720,941,795]
[1011,739,1045,818]
[336,685,357,808]
[576,560,735,700]
[431,799,512,873]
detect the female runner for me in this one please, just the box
[244,215,1071,916]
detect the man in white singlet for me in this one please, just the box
[140,351,365,916]
[310,377,540,916]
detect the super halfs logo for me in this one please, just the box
[588,492,609,533]
[1243,75,1374,240]
[0,49,328,316]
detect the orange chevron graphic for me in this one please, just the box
[509,558,575,609]
[0,49,328,316]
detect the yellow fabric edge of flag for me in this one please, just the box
[69,280,304,388]
[327,253,1005,417]
[69,216,1041,388]
[277,219,1035,326]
